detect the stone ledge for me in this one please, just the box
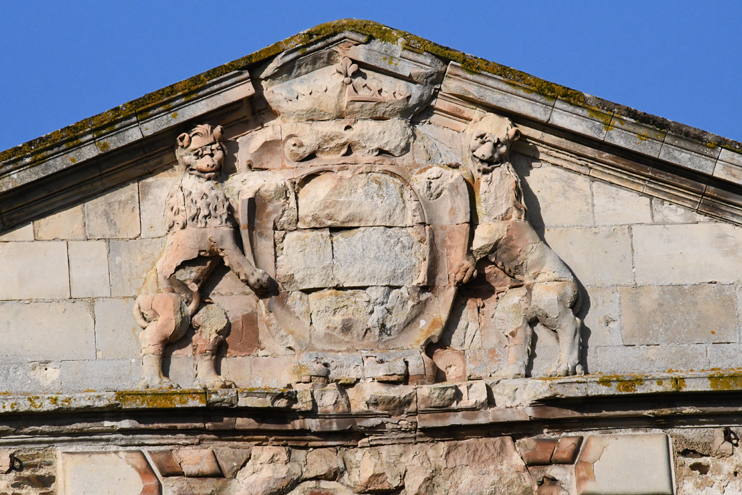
[2,371,742,420]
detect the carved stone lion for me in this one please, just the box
[456,113,584,377]
[133,124,270,389]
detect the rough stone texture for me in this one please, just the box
[174,448,223,477]
[633,223,742,284]
[621,284,737,345]
[69,241,110,298]
[34,204,85,240]
[84,183,141,239]
[332,227,426,287]
[276,229,335,290]
[235,446,302,495]
[592,181,652,225]
[109,238,165,297]
[298,171,419,228]
[0,241,69,299]
[0,301,95,360]
[0,448,57,494]
[440,437,534,495]
[544,227,633,286]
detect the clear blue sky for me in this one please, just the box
[1,1,741,152]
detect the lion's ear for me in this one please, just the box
[213,125,224,142]
[177,132,191,149]
[508,128,522,144]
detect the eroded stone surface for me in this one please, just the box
[298,171,420,228]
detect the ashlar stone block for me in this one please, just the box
[298,171,418,228]
[332,227,426,287]
[94,298,140,359]
[0,223,34,241]
[592,181,652,225]
[621,284,737,345]
[591,343,709,374]
[34,204,85,240]
[109,238,165,297]
[651,198,710,224]
[523,164,593,228]
[84,182,141,239]
[0,361,61,394]
[633,223,742,284]
[581,287,623,346]
[60,359,136,392]
[0,301,95,360]
[139,176,177,238]
[0,241,69,299]
[544,227,633,286]
[276,229,335,290]
[69,241,110,298]
[61,451,159,495]
[576,434,673,495]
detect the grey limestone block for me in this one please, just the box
[592,181,652,226]
[0,241,69,300]
[139,175,177,238]
[633,223,742,285]
[34,204,85,240]
[69,241,110,298]
[0,361,62,394]
[108,238,165,297]
[0,301,95,361]
[544,226,633,286]
[84,182,141,239]
[332,227,426,287]
[620,284,737,345]
[60,359,136,392]
[521,163,593,229]
[94,297,141,359]
[591,344,709,375]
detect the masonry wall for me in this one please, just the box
[0,145,738,394]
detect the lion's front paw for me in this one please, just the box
[546,361,584,377]
[139,375,180,390]
[247,268,271,292]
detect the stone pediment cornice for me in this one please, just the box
[1,18,741,232]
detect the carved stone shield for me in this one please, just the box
[232,41,471,352]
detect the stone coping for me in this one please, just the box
[3,370,742,420]
[2,19,741,232]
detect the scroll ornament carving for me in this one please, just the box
[133,124,270,389]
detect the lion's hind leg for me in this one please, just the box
[135,293,190,389]
[531,281,584,377]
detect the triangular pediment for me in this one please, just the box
[2,19,741,233]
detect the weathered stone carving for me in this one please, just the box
[129,39,584,388]
[456,113,584,377]
[133,124,269,389]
